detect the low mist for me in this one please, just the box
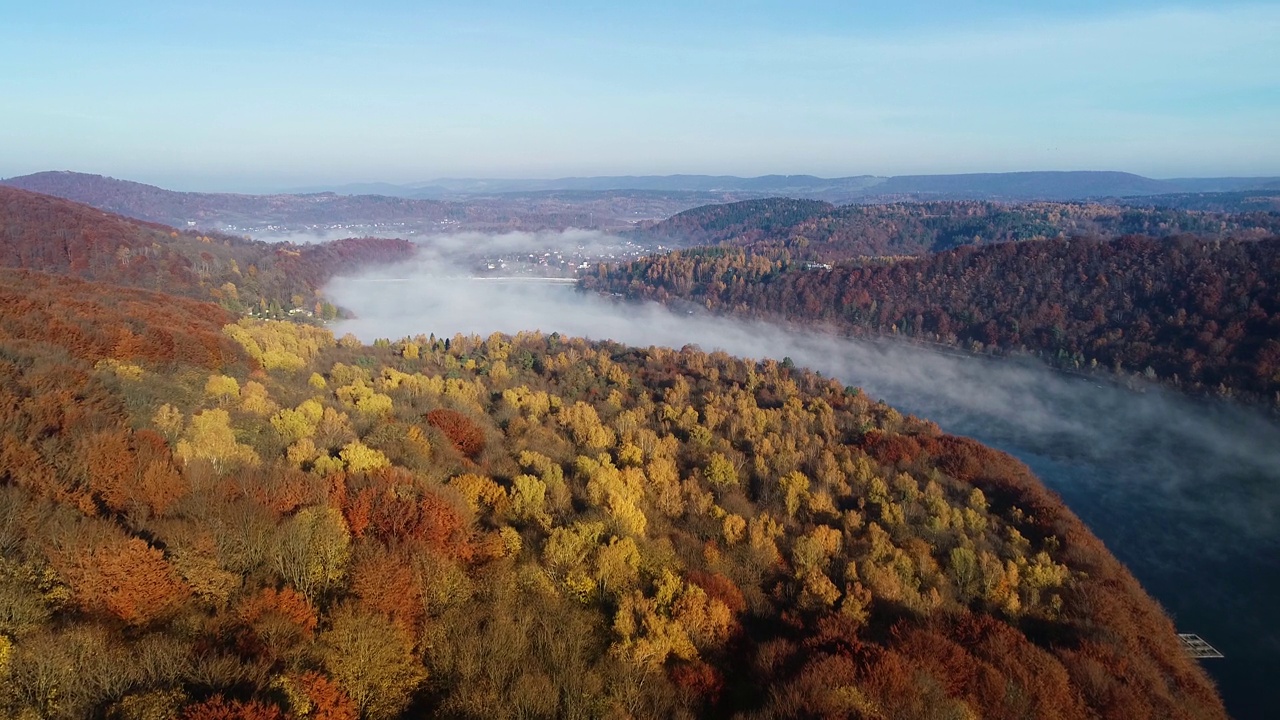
[326,257,1280,546]
[401,228,640,260]
[244,228,386,244]
[255,227,652,272]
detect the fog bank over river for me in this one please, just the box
[328,274,1280,719]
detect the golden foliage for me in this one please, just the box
[151,403,185,441]
[239,381,277,416]
[175,409,259,471]
[204,374,241,401]
[449,474,509,516]
[225,319,333,372]
[321,604,426,720]
[273,507,350,599]
[95,358,144,381]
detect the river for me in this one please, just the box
[328,277,1280,719]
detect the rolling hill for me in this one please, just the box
[8,171,1279,235]
[0,185,417,316]
[628,197,1280,259]
[0,172,748,233]
[0,171,458,229]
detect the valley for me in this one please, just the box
[4,2,1275,716]
[0,173,1276,718]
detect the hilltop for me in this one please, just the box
[0,265,1226,719]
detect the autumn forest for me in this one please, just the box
[0,183,1261,719]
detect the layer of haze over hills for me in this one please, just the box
[290,170,1280,202]
[0,171,740,240]
[6,169,1280,244]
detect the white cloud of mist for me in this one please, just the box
[325,255,1280,552]
[243,228,381,244]
[399,228,641,266]
[246,227,643,264]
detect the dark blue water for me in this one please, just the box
[1012,453,1278,720]
[841,367,1280,720]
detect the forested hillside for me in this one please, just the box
[0,266,1225,719]
[0,186,416,317]
[633,197,1280,259]
[583,236,1280,402]
[1118,190,1280,214]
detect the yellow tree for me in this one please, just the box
[151,403,184,442]
[271,406,319,445]
[321,603,426,720]
[239,380,277,416]
[273,506,351,600]
[175,409,259,472]
[339,441,389,474]
[204,374,241,404]
[593,536,640,599]
[510,474,551,530]
[704,452,739,490]
[558,402,615,452]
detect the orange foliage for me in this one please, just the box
[62,537,191,625]
[343,488,374,539]
[350,549,425,642]
[670,660,725,706]
[297,672,358,720]
[0,268,243,369]
[237,587,319,638]
[134,429,189,513]
[940,614,1083,720]
[366,489,473,559]
[425,408,486,458]
[249,466,315,517]
[81,427,188,515]
[334,468,474,559]
[859,429,922,466]
[687,570,747,615]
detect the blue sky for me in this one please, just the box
[1,1,1276,190]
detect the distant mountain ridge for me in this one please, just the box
[0,171,742,232]
[294,170,1280,202]
[5,170,1278,235]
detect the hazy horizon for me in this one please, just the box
[4,167,1280,197]
[1,1,1276,192]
